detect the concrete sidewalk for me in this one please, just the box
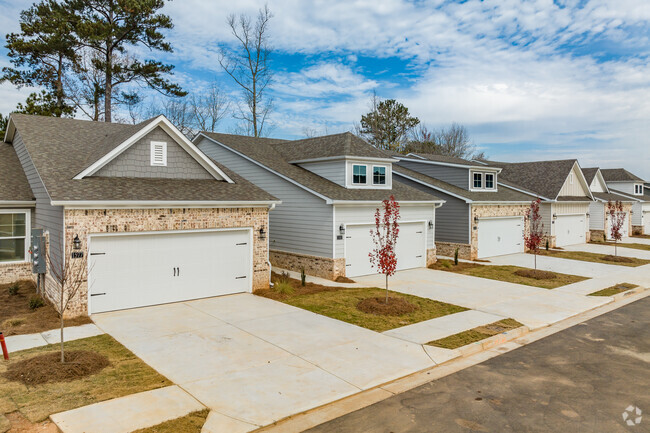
[622,236,650,245]
[486,252,629,278]
[562,242,650,260]
[4,323,104,353]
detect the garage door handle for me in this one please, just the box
[90,252,106,256]
[236,242,247,246]
[235,276,247,279]
[90,293,106,297]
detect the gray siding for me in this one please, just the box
[298,161,346,187]
[96,127,213,179]
[396,177,469,244]
[12,132,65,268]
[589,201,604,230]
[397,160,469,189]
[196,137,334,258]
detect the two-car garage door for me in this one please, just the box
[88,229,251,314]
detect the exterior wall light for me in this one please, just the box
[428,220,434,229]
[586,213,590,218]
[73,235,81,250]
[339,224,346,234]
[552,213,557,220]
[259,227,266,240]
[474,216,479,224]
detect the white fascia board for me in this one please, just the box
[393,171,472,203]
[0,200,36,207]
[74,116,234,183]
[395,156,502,173]
[196,133,334,204]
[290,155,398,164]
[606,189,644,202]
[54,200,282,209]
[472,201,536,205]
[3,116,16,143]
[330,200,445,206]
[570,161,594,201]
[498,182,552,201]
[595,170,610,193]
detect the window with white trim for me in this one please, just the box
[352,164,367,184]
[473,172,482,189]
[485,173,495,189]
[373,166,386,185]
[634,184,643,195]
[150,141,167,166]
[0,212,28,263]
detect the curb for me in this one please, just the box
[611,286,647,302]
[454,325,530,358]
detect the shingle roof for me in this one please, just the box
[201,132,442,203]
[592,191,636,203]
[484,159,578,199]
[609,188,649,202]
[600,168,645,183]
[8,114,277,203]
[0,142,34,202]
[405,153,482,167]
[393,165,537,203]
[581,167,600,185]
[277,132,392,161]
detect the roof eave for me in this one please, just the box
[53,200,282,209]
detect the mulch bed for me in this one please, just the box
[513,269,557,280]
[4,351,110,385]
[257,272,341,300]
[335,276,356,283]
[356,296,419,316]
[601,255,634,263]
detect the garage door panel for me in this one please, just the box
[556,214,586,247]
[644,212,650,234]
[477,217,524,259]
[607,213,629,240]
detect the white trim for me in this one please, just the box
[0,208,31,264]
[395,155,501,172]
[290,155,397,164]
[351,163,368,186]
[331,200,444,206]
[56,200,281,209]
[371,165,387,186]
[606,189,645,202]
[393,171,471,203]
[470,171,483,190]
[0,201,36,207]
[472,201,535,205]
[75,116,234,183]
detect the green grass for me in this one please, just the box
[427,319,524,349]
[259,286,467,333]
[0,334,171,423]
[589,241,650,251]
[589,283,639,297]
[430,259,587,289]
[537,249,650,267]
[133,410,210,433]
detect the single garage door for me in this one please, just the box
[477,217,524,259]
[345,222,426,277]
[555,214,586,247]
[607,212,629,239]
[644,212,650,235]
[88,229,251,314]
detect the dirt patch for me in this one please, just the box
[4,351,110,385]
[335,276,356,283]
[3,412,58,433]
[0,280,91,336]
[429,260,479,272]
[513,269,557,280]
[601,255,634,263]
[356,296,419,316]
[258,272,342,299]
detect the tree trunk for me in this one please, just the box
[60,292,65,363]
[252,78,257,137]
[385,274,388,304]
[56,53,64,116]
[534,251,537,270]
[104,47,112,123]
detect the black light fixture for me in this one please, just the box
[474,216,479,224]
[259,226,266,240]
[552,213,557,220]
[339,224,346,234]
[586,213,590,218]
[428,220,434,229]
[73,235,81,250]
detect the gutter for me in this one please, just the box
[0,200,36,207]
[267,203,275,288]
[52,200,282,209]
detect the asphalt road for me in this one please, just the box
[306,296,650,433]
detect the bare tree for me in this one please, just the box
[219,5,273,137]
[157,98,194,137]
[190,82,230,132]
[64,48,105,121]
[405,122,485,160]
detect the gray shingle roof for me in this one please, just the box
[277,132,392,161]
[405,153,482,167]
[581,167,600,185]
[8,114,277,203]
[0,142,34,202]
[592,191,636,203]
[485,159,578,199]
[600,168,645,183]
[393,165,537,202]
[201,132,441,203]
[609,188,649,202]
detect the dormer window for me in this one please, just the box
[352,164,367,184]
[473,172,482,189]
[470,170,497,191]
[485,173,494,189]
[150,141,167,166]
[634,184,643,195]
[373,166,386,185]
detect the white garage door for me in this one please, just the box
[607,212,629,240]
[345,222,426,277]
[88,229,251,314]
[555,214,586,247]
[477,217,524,259]
[644,212,650,235]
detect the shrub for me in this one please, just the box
[454,248,459,266]
[8,284,20,296]
[273,281,295,295]
[440,260,452,269]
[545,239,549,251]
[300,267,306,287]
[29,295,45,310]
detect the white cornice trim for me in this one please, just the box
[56,200,281,209]
[331,200,444,206]
[498,182,552,201]
[290,155,397,164]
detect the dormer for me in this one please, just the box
[469,169,498,192]
[600,168,647,197]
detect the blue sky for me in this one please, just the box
[1,0,649,179]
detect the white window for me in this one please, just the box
[473,172,482,189]
[634,184,643,195]
[485,173,495,189]
[352,164,367,184]
[0,211,29,263]
[150,141,167,166]
[372,166,386,185]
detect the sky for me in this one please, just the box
[1,0,649,179]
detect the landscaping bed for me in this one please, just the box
[589,241,650,252]
[589,283,639,297]
[133,409,210,433]
[256,273,467,332]
[536,250,650,267]
[429,259,587,289]
[0,334,171,424]
[1,280,91,336]
[427,319,524,349]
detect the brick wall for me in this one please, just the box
[0,262,32,284]
[51,207,269,317]
[270,249,345,280]
[436,242,472,260]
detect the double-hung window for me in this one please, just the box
[485,173,494,189]
[352,164,367,184]
[0,211,28,263]
[473,172,482,189]
[373,166,386,185]
[635,184,642,194]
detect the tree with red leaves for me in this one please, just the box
[524,198,544,270]
[369,195,400,303]
[607,200,626,256]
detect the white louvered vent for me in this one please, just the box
[150,141,167,166]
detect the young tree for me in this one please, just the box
[607,201,626,256]
[2,0,78,117]
[359,95,420,151]
[404,122,485,160]
[0,113,8,139]
[524,198,544,270]
[219,5,273,137]
[369,196,400,303]
[190,82,230,133]
[66,0,185,122]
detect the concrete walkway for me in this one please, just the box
[4,323,104,353]
[622,236,650,245]
[486,252,629,277]
[562,242,650,260]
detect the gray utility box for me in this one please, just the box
[31,228,46,274]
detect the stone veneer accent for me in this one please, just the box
[436,242,472,260]
[270,249,346,280]
[426,248,437,266]
[47,207,270,317]
[632,226,643,236]
[470,204,531,260]
[0,262,32,284]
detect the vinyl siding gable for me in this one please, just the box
[298,160,346,187]
[396,160,469,189]
[558,164,590,197]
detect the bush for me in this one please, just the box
[454,248,459,265]
[545,239,549,251]
[440,260,452,269]
[8,284,20,296]
[29,295,45,310]
[273,281,295,295]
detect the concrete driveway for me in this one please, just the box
[562,242,650,260]
[91,294,435,431]
[486,251,630,277]
[622,236,650,245]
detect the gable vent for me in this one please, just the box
[150,141,167,166]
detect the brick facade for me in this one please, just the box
[0,262,32,284]
[436,242,472,260]
[45,207,270,317]
[270,249,346,280]
[426,247,437,266]
[470,204,531,260]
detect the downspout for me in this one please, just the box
[267,203,275,287]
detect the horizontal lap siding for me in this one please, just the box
[589,202,604,230]
[197,138,333,258]
[397,161,469,189]
[298,161,346,187]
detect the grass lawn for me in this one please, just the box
[429,259,587,289]
[256,274,467,333]
[632,234,650,239]
[427,319,524,349]
[536,250,650,267]
[0,334,171,423]
[589,240,650,252]
[1,280,91,336]
[133,410,210,433]
[589,283,639,297]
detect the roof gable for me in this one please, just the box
[600,168,645,183]
[557,162,592,199]
[582,167,609,193]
